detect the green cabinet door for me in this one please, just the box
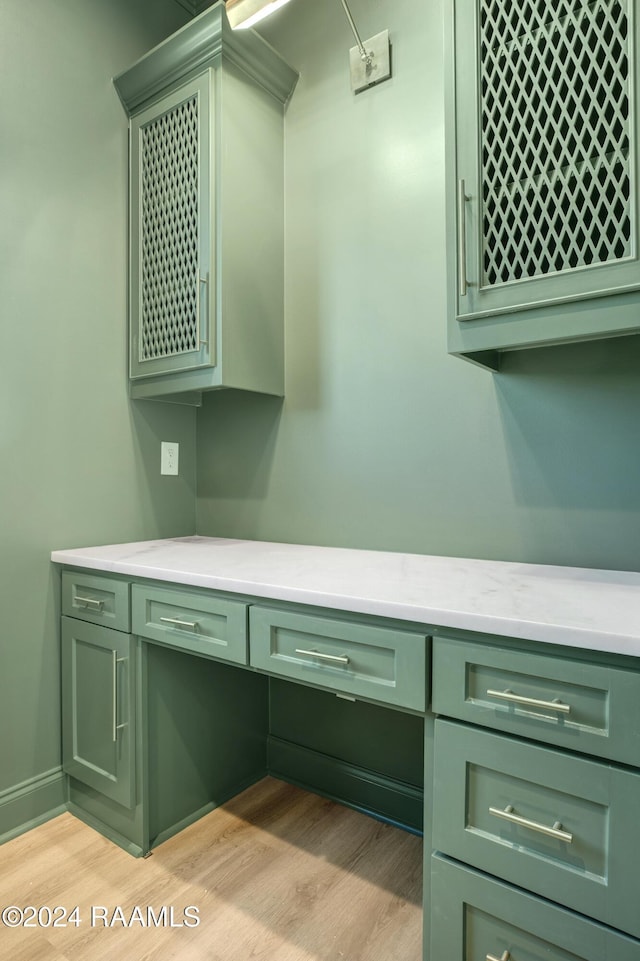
[129,70,213,383]
[446,0,640,365]
[61,617,136,809]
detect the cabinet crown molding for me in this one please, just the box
[173,0,214,16]
[113,0,298,115]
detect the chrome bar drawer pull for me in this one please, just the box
[197,275,208,347]
[159,616,199,632]
[457,178,470,297]
[112,652,127,743]
[486,951,511,961]
[74,595,104,610]
[295,648,350,665]
[489,804,573,843]
[486,688,571,715]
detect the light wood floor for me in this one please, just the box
[0,778,423,961]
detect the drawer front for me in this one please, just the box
[249,607,428,711]
[132,584,248,665]
[62,570,130,633]
[432,635,640,765]
[432,720,640,938]
[431,855,640,961]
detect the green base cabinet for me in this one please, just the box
[58,564,640,959]
[429,631,640,960]
[445,0,640,369]
[60,570,272,855]
[61,618,136,810]
[59,570,427,859]
[113,2,298,405]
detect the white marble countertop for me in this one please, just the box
[51,536,640,658]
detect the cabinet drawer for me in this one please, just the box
[249,607,428,711]
[430,855,640,961]
[432,635,640,765]
[132,584,248,665]
[62,570,130,633]
[432,720,640,938]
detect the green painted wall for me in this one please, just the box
[196,0,640,574]
[0,0,196,799]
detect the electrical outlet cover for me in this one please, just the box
[161,442,179,476]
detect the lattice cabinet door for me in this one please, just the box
[129,72,213,379]
[453,0,639,322]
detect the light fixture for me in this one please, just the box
[225,0,391,94]
[225,0,294,30]
[338,0,391,94]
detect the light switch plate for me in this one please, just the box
[161,442,179,476]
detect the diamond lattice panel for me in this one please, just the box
[140,95,199,360]
[480,0,631,287]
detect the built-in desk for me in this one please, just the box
[52,537,640,961]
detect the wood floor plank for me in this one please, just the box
[0,778,422,961]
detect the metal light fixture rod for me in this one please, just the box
[339,0,372,63]
[337,0,391,92]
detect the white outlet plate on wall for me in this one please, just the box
[161,442,179,476]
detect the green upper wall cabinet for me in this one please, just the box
[446,0,640,370]
[114,2,298,405]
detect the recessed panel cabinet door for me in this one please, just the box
[129,71,213,380]
[61,617,135,808]
[453,0,640,322]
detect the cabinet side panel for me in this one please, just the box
[146,643,269,844]
[218,61,285,395]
